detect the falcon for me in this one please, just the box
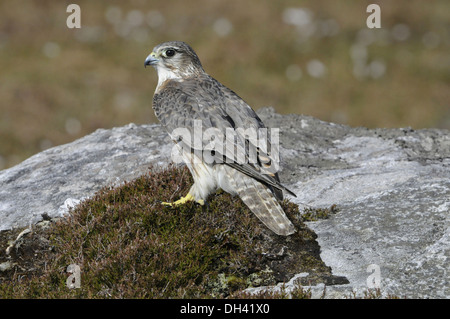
[145,41,296,236]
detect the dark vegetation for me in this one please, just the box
[0,165,345,298]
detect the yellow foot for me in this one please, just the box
[162,193,204,207]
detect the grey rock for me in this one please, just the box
[258,108,450,298]
[0,261,14,272]
[0,123,173,230]
[0,107,449,298]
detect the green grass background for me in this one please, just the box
[0,0,448,169]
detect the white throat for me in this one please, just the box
[156,67,182,89]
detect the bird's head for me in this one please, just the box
[145,41,205,86]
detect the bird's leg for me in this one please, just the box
[162,193,205,207]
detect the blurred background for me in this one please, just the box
[0,0,448,169]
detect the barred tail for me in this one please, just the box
[229,173,296,236]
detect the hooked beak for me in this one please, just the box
[144,52,159,68]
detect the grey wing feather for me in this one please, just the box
[152,75,295,199]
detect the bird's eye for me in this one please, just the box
[165,49,176,57]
